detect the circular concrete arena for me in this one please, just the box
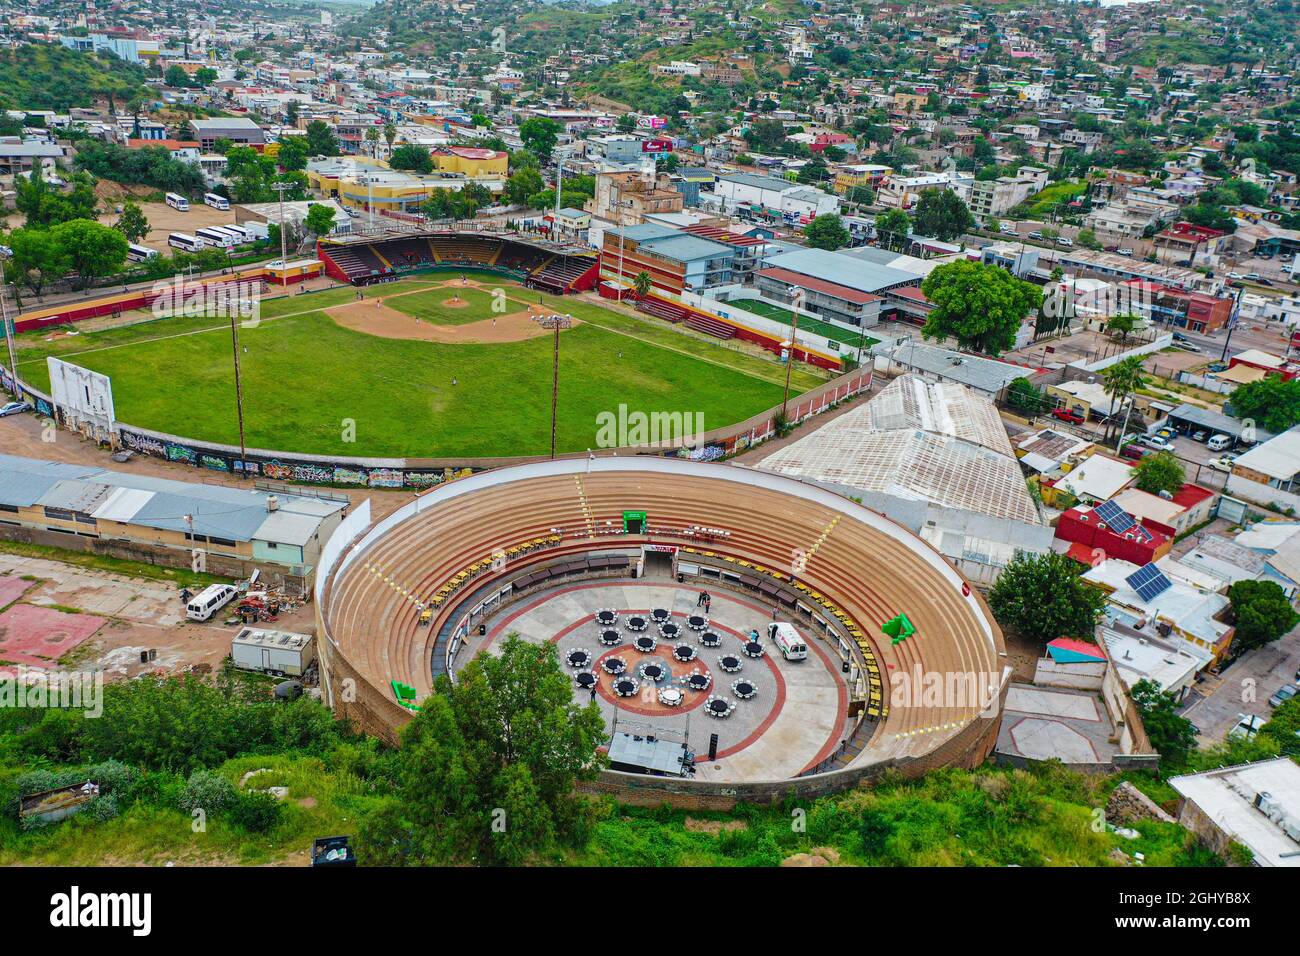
[320,457,1007,792]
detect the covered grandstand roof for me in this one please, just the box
[755,375,1041,524]
[763,248,922,294]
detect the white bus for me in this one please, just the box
[203,192,230,211]
[195,227,237,249]
[168,232,205,253]
[213,224,249,244]
[126,242,159,263]
[165,192,190,211]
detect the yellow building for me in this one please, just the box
[433,146,508,178]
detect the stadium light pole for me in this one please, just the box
[271,180,293,268]
[781,285,804,423]
[0,245,18,399]
[533,313,573,459]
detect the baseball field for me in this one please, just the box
[15,272,829,458]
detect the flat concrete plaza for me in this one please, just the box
[455,580,851,782]
[995,684,1119,765]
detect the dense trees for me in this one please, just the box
[1229,374,1300,434]
[911,188,974,241]
[0,44,145,112]
[988,551,1107,646]
[51,219,129,289]
[1228,580,1300,653]
[920,260,1042,356]
[874,208,912,250]
[804,213,850,250]
[74,140,206,196]
[393,636,606,864]
[389,144,434,173]
[15,167,98,227]
[518,117,560,162]
[1133,451,1185,496]
[304,120,341,158]
[1130,679,1198,767]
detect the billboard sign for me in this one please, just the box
[641,137,674,154]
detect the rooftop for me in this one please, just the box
[1170,758,1300,867]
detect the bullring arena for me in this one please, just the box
[317,457,1011,806]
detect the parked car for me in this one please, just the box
[1027,230,1044,240]
[1116,247,1134,257]
[1057,237,1074,247]
[1268,684,1298,708]
[1172,340,1201,352]
[1208,362,1228,373]
[0,401,33,418]
[1120,442,1148,461]
[1207,434,1234,452]
[1209,454,1238,473]
[1192,430,1208,442]
[1052,408,1085,425]
[1229,714,1265,741]
[1140,434,1174,451]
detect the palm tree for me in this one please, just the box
[1101,355,1147,445]
[633,271,652,300]
[365,127,381,158]
[383,123,397,156]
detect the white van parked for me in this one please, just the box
[768,622,808,661]
[187,584,238,622]
[1207,434,1233,452]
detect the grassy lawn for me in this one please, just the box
[0,540,233,590]
[737,299,880,350]
[16,288,791,458]
[1021,181,1088,220]
[385,286,503,326]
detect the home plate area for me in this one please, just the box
[457,581,851,782]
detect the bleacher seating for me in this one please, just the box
[322,243,390,283]
[636,297,689,323]
[684,313,736,339]
[529,256,594,294]
[429,237,500,265]
[382,238,437,271]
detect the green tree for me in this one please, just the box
[506,166,544,206]
[518,117,560,162]
[1228,580,1300,653]
[276,135,310,172]
[633,270,652,299]
[4,226,71,296]
[304,120,340,157]
[911,188,974,241]
[194,67,217,87]
[875,208,911,250]
[51,218,128,288]
[1007,376,1047,416]
[1101,355,1147,444]
[1228,374,1300,434]
[1133,450,1185,495]
[920,260,1042,356]
[1076,227,1103,250]
[389,144,433,173]
[114,201,149,244]
[303,203,337,239]
[804,213,850,251]
[164,64,191,88]
[1107,313,1140,343]
[397,635,606,865]
[1130,679,1198,768]
[988,551,1107,645]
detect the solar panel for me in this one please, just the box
[1125,563,1172,603]
[1093,500,1135,534]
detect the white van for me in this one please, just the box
[1207,434,1233,452]
[768,622,808,661]
[187,584,238,622]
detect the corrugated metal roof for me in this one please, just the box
[92,486,154,524]
[764,248,921,294]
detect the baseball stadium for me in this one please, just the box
[10,227,838,462]
[316,456,1009,804]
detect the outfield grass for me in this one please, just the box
[17,281,799,458]
[737,299,880,350]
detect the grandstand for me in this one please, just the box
[317,228,599,293]
[317,457,1008,802]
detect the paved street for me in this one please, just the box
[1180,628,1300,744]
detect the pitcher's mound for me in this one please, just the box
[325,300,579,343]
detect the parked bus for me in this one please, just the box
[168,232,205,253]
[165,192,190,211]
[126,242,159,263]
[195,227,237,249]
[203,192,230,211]
[213,224,249,244]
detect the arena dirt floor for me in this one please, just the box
[323,279,583,344]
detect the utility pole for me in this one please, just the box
[1219,284,1244,362]
[0,245,17,398]
[532,313,573,458]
